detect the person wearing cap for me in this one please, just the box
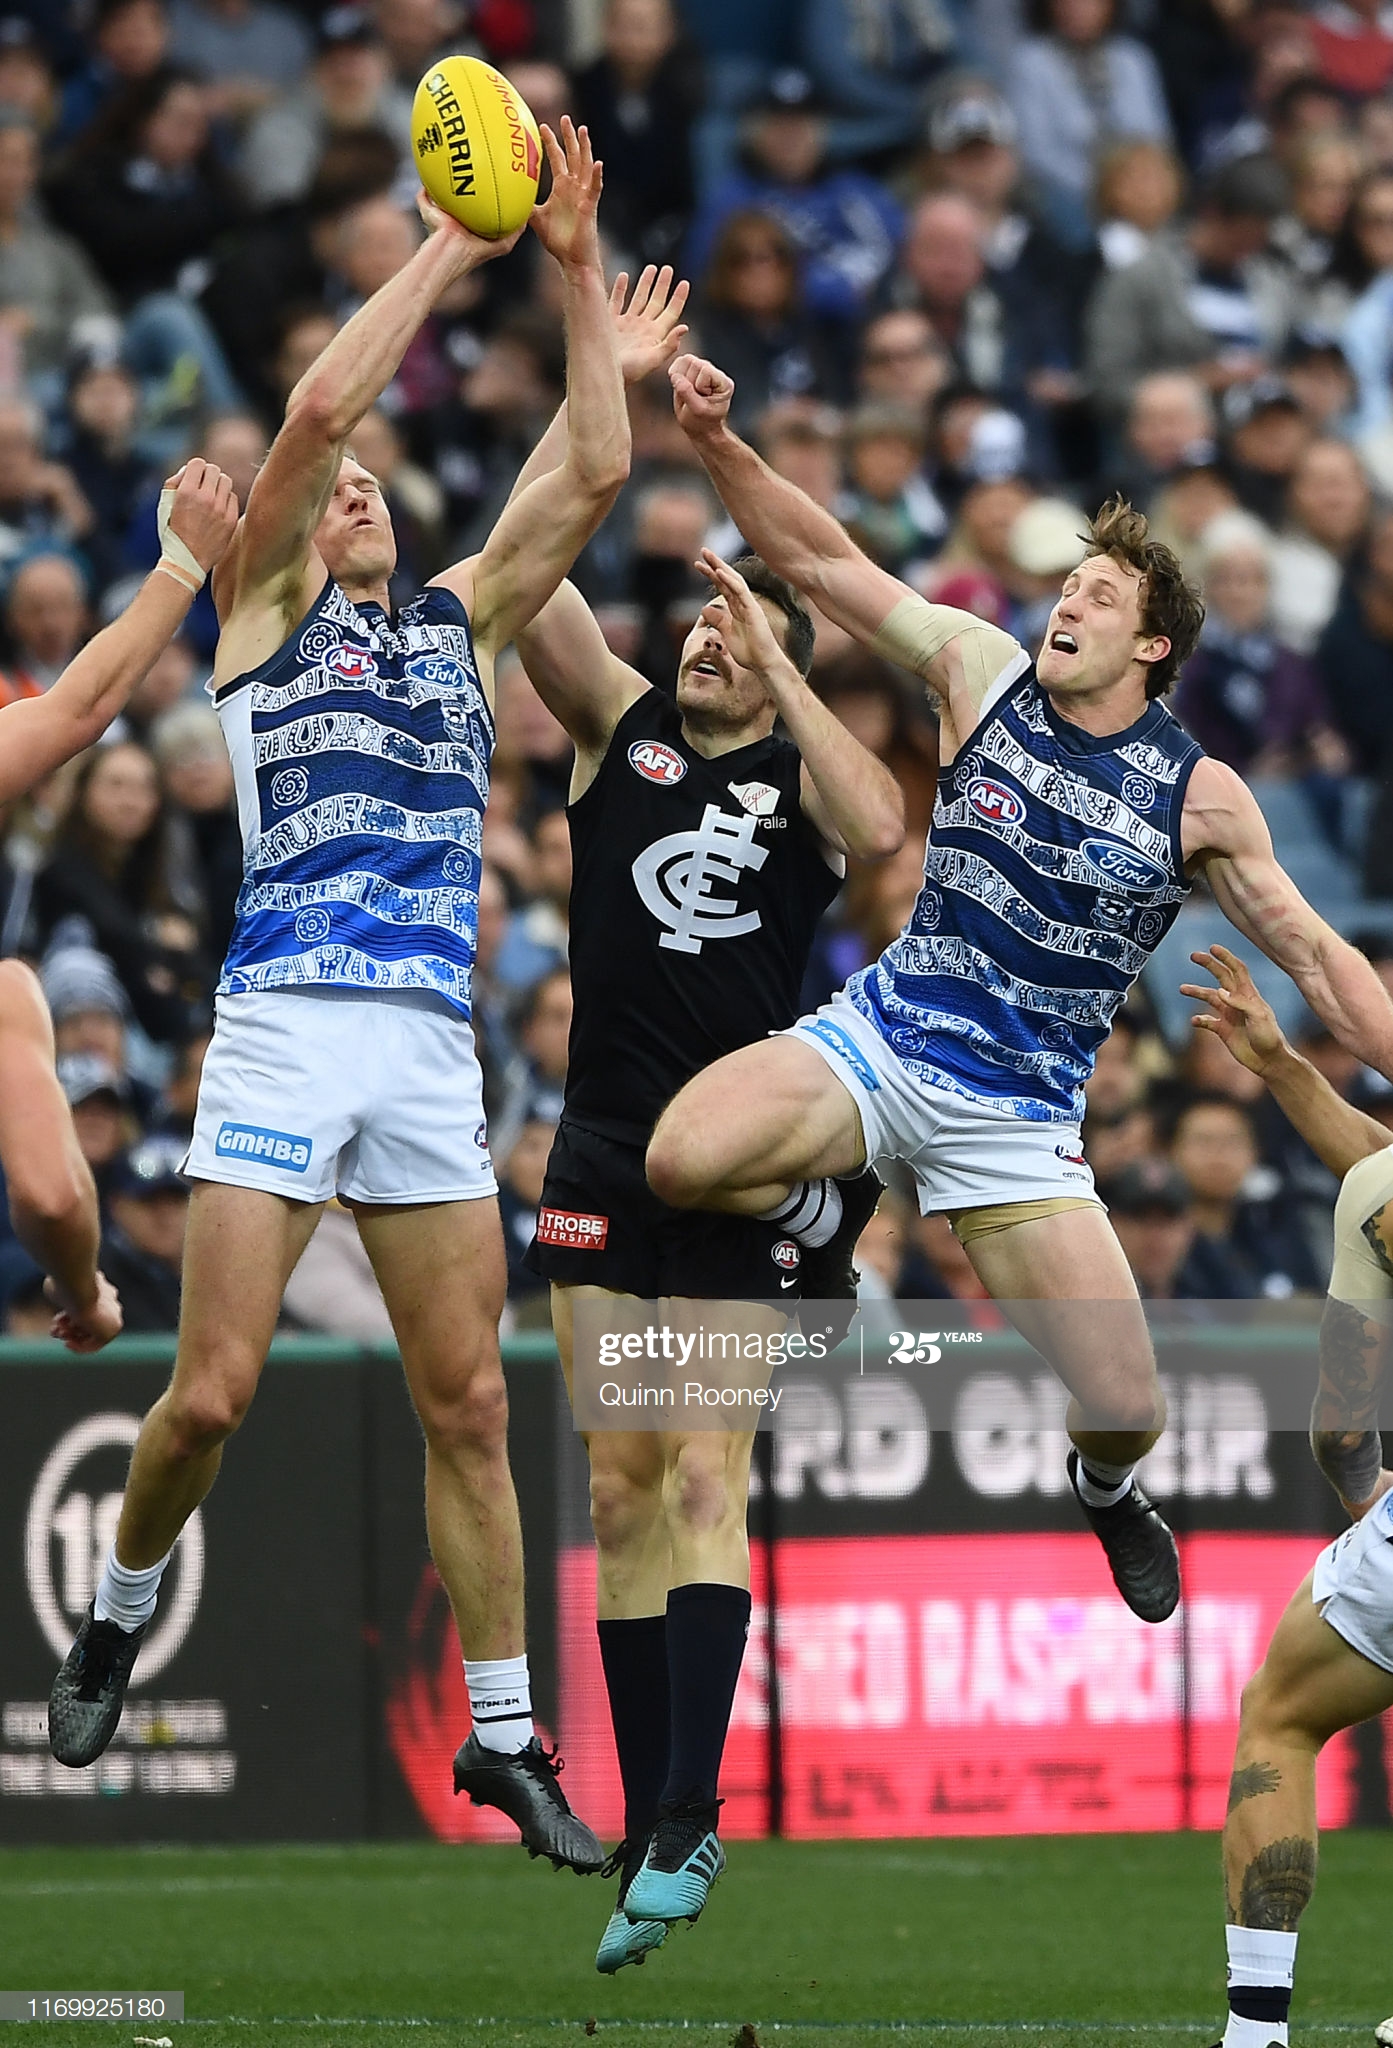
[1096,1157,1201,1301]
[238,5,411,212]
[1085,158,1299,428]
[99,1133,189,1332]
[1220,376,1313,528]
[57,1049,138,1204]
[684,68,903,326]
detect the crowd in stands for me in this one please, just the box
[5,0,1393,1331]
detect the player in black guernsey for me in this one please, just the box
[506,269,904,1974]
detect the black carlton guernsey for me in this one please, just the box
[564,688,842,1143]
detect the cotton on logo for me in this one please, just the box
[24,1415,204,1683]
[629,741,687,786]
[966,777,1025,826]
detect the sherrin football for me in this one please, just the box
[412,56,542,239]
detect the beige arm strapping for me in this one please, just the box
[871,595,1023,705]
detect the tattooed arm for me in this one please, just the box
[1310,1296,1391,1516]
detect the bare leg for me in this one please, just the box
[963,1205,1165,1463]
[1225,1573,1393,1926]
[354,1197,519,1659]
[647,1038,865,1216]
[553,1283,671,1620]
[115,1182,323,1568]
[662,1428,754,1590]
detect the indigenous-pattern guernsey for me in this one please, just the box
[849,660,1203,1123]
[212,578,491,1017]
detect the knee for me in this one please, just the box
[589,1459,662,1560]
[163,1372,254,1458]
[418,1364,510,1462]
[645,1117,707,1210]
[663,1440,742,1537]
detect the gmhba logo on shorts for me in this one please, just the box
[216,1122,312,1171]
[25,1414,204,1682]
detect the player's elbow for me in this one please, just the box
[855,810,906,862]
[573,438,631,500]
[10,1160,88,1233]
[284,382,349,447]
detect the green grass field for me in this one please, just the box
[0,1834,1390,2048]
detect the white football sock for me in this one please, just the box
[756,1179,843,1248]
[93,1547,171,1631]
[1072,1454,1134,1509]
[465,1654,533,1754]
[1224,1924,1296,2047]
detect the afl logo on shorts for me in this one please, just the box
[1081,837,1168,891]
[966,776,1025,826]
[1055,1142,1085,1165]
[772,1239,800,1272]
[629,740,687,786]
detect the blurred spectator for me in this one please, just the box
[854,1187,948,1302]
[1101,1159,1200,1302]
[1281,327,1356,435]
[856,306,950,412]
[1147,459,1238,581]
[32,740,208,1042]
[492,646,573,822]
[933,471,1035,599]
[1310,0,1393,98]
[282,1199,393,1337]
[167,0,311,119]
[0,397,93,575]
[58,1048,139,1207]
[371,0,465,95]
[238,5,411,212]
[692,209,845,432]
[0,552,87,701]
[44,68,244,420]
[1167,1091,1322,1298]
[424,304,564,543]
[814,653,939,824]
[59,0,172,146]
[1316,504,1393,780]
[1007,492,1088,650]
[1084,157,1294,427]
[149,700,240,965]
[1006,0,1172,250]
[625,475,714,679]
[1110,370,1215,511]
[495,814,571,994]
[800,0,961,163]
[41,943,133,1073]
[150,1023,209,1137]
[1269,435,1371,654]
[0,17,58,138]
[895,194,1024,395]
[99,1130,188,1330]
[1220,375,1311,526]
[492,964,571,1160]
[497,1114,553,1305]
[1092,138,1183,275]
[61,361,150,588]
[1174,511,1343,778]
[574,0,696,268]
[838,404,945,573]
[1333,170,1393,436]
[0,114,115,386]
[911,1210,993,1299]
[1271,133,1363,324]
[119,632,200,743]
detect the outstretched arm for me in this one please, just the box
[435,120,630,659]
[695,550,905,861]
[669,353,1021,720]
[0,963,120,1352]
[1185,758,1393,1074]
[1181,944,1391,1178]
[222,190,523,654]
[0,461,237,804]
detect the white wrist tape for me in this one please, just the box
[157,485,206,592]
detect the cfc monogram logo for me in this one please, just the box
[631,804,768,954]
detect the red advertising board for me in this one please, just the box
[556,1533,1355,1841]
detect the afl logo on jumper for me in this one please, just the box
[966,777,1025,826]
[629,740,687,786]
[1081,837,1168,891]
[326,642,377,681]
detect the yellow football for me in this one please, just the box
[412,56,541,240]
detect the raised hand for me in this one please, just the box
[164,457,240,575]
[610,265,690,384]
[415,188,526,268]
[695,548,790,683]
[1180,944,1288,1076]
[670,352,734,437]
[530,117,603,271]
[47,1271,123,1354]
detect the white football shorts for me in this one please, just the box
[786,987,1102,1217]
[185,985,498,1205]
[1312,1488,1393,1678]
